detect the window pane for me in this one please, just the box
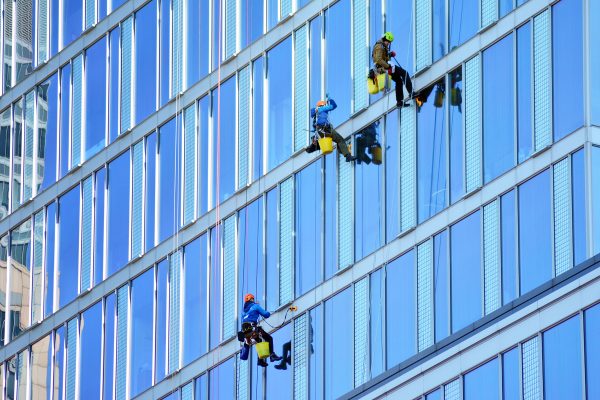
[103,294,115,400]
[418,81,447,223]
[85,38,107,160]
[0,109,10,217]
[517,23,532,163]
[160,0,170,106]
[325,288,352,399]
[158,119,181,241]
[464,358,499,399]
[44,204,56,317]
[13,100,23,209]
[80,302,102,400]
[130,269,153,396]
[62,0,82,48]
[502,348,519,400]
[94,168,106,284]
[37,75,59,191]
[267,0,277,30]
[198,97,209,214]
[385,0,413,73]
[585,304,600,399]
[370,269,384,377]
[309,305,324,400]
[266,188,278,310]
[239,199,265,303]
[135,1,157,124]
[155,260,168,382]
[449,0,478,50]
[433,0,446,62]
[543,316,583,399]
[109,27,120,143]
[186,0,209,85]
[572,150,586,265]
[31,335,52,400]
[209,358,234,400]
[426,389,442,400]
[3,0,12,90]
[324,0,351,126]
[451,211,482,332]
[501,190,517,305]
[449,67,464,203]
[385,111,400,240]
[209,227,222,348]
[310,17,323,109]
[324,153,336,280]
[107,151,130,275]
[211,78,236,204]
[212,0,222,69]
[592,0,600,126]
[500,0,513,17]
[60,64,71,177]
[518,170,551,294]
[9,221,31,339]
[552,0,584,140]
[434,230,449,341]
[0,236,6,343]
[267,38,293,171]
[252,58,264,180]
[58,186,80,308]
[266,324,292,399]
[386,251,415,367]
[183,235,208,364]
[483,34,515,183]
[54,327,65,400]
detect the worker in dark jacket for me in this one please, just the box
[372,32,418,108]
[240,293,282,367]
[305,98,356,162]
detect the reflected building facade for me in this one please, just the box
[0,0,598,399]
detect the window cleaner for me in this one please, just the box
[355,121,383,165]
[305,96,357,162]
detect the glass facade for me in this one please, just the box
[0,0,597,399]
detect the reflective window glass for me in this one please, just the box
[195,374,208,399]
[9,221,31,339]
[37,74,59,191]
[44,204,56,317]
[370,269,384,377]
[449,67,464,203]
[30,335,52,400]
[267,0,277,30]
[186,0,209,84]
[451,211,482,333]
[211,78,236,204]
[183,235,208,364]
[500,0,514,18]
[585,304,600,399]
[324,0,351,126]
[464,358,499,399]
[241,0,263,47]
[155,260,168,382]
[418,81,447,223]
[60,64,71,177]
[0,236,6,344]
[386,251,415,367]
[266,324,292,399]
[160,0,170,106]
[107,151,130,275]
[385,0,413,73]
[386,111,400,240]
[130,269,153,396]
[209,227,222,348]
[502,347,519,400]
[13,100,23,209]
[239,199,265,303]
[3,0,12,90]
[85,38,107,159]
[310,17,323,109]
[252,58,264,180]
[518,170,551,294]
[543,316,583,399]
[572,150,586,265]
[434,230,449,342]
[324,153,336,280]
[552,0,584,140]
[104,294,115,400]
[449,0,478,50]
[53,327,65,400]
[266,188,278,310]
[267,37,293,171]
[426,389,442,400]
[212,0,222,69]
[325,288,352,399]
[135,1,157,124]
[94,168,105,284]
[58,186,80,308]
[109,27,120,143]
[62,0,82,49]
[79,302,102,399]
[209,358,235,400]
[501,190,517,305]
[484,34,515,183]
[517,23,532,163]
[198,97,209,214]
[0,109,10,218]
[309,305,324,400]
[433,0,446,62]
[112,0,126,11]
[158,119,181,241]
[593,147,600,255]
[592,0,600,125]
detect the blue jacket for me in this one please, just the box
[242,301,270,324]
[310,99,337,128]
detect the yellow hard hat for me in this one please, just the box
[383,32,394,42]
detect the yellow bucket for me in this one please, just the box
[371,146,382,165]
[318,137,334,155]
[367,73,386,94]
[255,342,270,359]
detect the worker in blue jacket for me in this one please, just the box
[240,293,282,367]
[305,97,356,162]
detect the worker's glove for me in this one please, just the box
[387,67,393,75]
[390,51,396,57]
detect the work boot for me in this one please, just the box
[305,142,319,153]
[257,359,268,368]
[345,154,357,163]
[396,101,412,108]
[274,362,287,370]
[270,353,283,362]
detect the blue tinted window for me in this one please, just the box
[109,27,120,143]
[501,190,517,305]
[426,389,442,400]
[186,0,207,85]
[60,64,71,177]
[104,294,115,400]
[239,199,265,303]
[0,110,10,217]
[85,38,107,159]
[386,111,400,240]
[325,153,336,280]
[309,305,324,400]
[484,34,515,183]
[267,38,293,171]
[183,235,208,364]
[325,0,351,125]
[135,1,157,124]
[266,188,278,310]
[198,97,209,214]
[130,269,153,396]
[296,161,322,296]
[543,316,583,399]
[155,260,168,382]
[593,147,600,255]
[451,211,481,332]
[160,0,170,106]
[370,0,383,76]
[370,269,384,377]
[195,374,208,399]
[517,23,532,163]
[433,0,446,62]
[418,81,447,223]
[464,358,499,399]
[267,0,277,30]
[434,230,449,341]
[80,302,102,400]
[503,348,519,400]
[62,0,82,48]
[386,251,416,367]
[94,169,105,285]
[449,68,464,203]
[241,0,264,47]
[449,0,478,50]
[38,75,59,191]
[385,0,413,73]
[107,151,130,275]
[145,133,156,250]
[310,17,323,109]
[500,0,513,18]
[212,78,236,204]
[553,0,584,140]
[112,0,126,11]
[325,288,352,399]
[209,358,234,400]
[592,0,600,125]
[51,0,59,55]
[266,324,292,399]
[210,227,222,348]
[212,0,222,69]
[54,326,65,399]
[45,204,56,317]
[572,150,586,265]
[159,119,181,241]
[519,170,551,294]
[58,186,80,308]
[585,304,600,399]
[253,58,264,180]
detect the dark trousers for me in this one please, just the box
[257,326,274,354]
[391,65,414,104]
[356,132,377,164]
[307,125,351,157]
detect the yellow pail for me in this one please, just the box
[318,137,334,155]
[367,73,386,94]
[371,146,382,165]
[255,342,270,359]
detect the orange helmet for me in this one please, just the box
[316,100,327,107]
[244,293,255,302]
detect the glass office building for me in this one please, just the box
[0,0,598,398]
